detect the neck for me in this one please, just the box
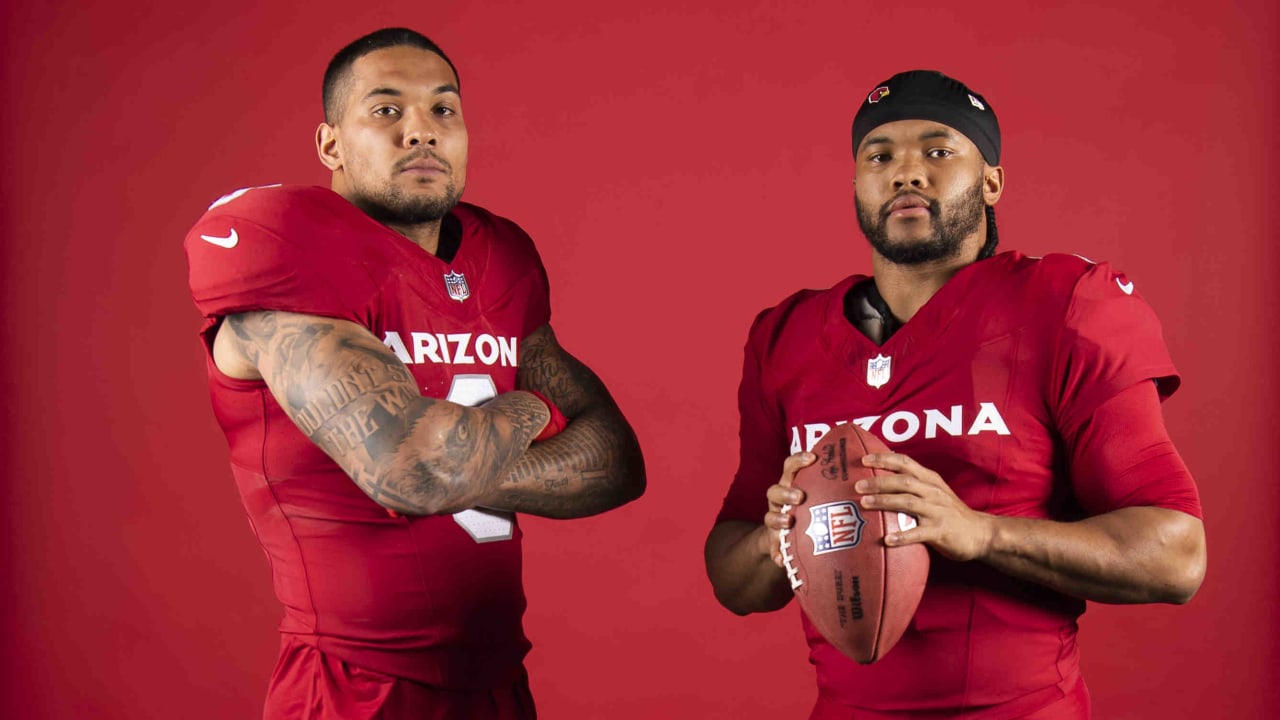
[870,238,983,323]
[384,219,443,255]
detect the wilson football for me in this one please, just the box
[779,423,929,664]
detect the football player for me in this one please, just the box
[185,28,644,719]
[705,70,1205,718]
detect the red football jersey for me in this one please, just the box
[185,185,550,690]
[719,252,1201,714]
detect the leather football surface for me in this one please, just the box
[780,423,929,664]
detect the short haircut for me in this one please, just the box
[322,27,460,124]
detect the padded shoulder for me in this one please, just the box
[184,184,380,322]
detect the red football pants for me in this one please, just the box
[263,636,537,720]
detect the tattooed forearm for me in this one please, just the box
[224,310,549,515]
[488,406,643,518]
[484,324,646,519]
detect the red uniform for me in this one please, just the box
[185,185,550,716]
[718,252,1201,719]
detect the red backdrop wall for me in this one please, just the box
[4,1,1276,717]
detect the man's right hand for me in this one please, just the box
[705,451,816,615]
[763,452,814,567]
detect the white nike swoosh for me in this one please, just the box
[1116,278,1134,295]
[200,229,238,248]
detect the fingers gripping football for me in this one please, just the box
[858,452,995,562]
[763,452,812,568]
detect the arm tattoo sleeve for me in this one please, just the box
[224,311,549,515]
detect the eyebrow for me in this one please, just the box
[362,84,460,101]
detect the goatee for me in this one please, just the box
[355,181,462,227]
[856,179,985,265]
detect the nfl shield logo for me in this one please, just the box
[443,271,470,302]
[806,501,866,555]
[867,354,892,389]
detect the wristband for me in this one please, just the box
[526,389,567,441]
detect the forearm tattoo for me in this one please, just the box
[493,325,646,518]
[225,311,547,514]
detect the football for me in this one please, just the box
[779,423,929,664]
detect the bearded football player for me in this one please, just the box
[184,28,644,719]
[704,70,1205,719]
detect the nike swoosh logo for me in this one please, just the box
[200,229,238,248]
[1116,278,1134,295]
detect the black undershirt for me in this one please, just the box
[435,213,462,264]
[843,279,904,345]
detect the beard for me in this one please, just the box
[856,178,986,265]
[350,152,464,226]
[354,181,462,226]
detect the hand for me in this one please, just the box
[761,452,814,567]
[857,452,995,562]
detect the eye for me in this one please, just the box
[372,105,400,118]
[927,148,954,159]
[434,104,458,117]
[866,152,891,163]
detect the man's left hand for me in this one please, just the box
[857,452,995,562]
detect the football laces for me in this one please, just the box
[778,504,803,590]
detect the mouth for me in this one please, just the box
[884,193,934,219]
[396,152,450,176]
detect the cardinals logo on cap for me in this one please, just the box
[868,86,890,104]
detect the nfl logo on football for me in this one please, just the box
[443,271,471,302]
[806,501,866,555]
[867,354,892,389]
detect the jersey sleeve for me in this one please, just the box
[716,311,790,524]
[1065,381,1202,518]
[1051,261,1180,436]
[184,187,376,342]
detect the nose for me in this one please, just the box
[891,155,927,191]
[402,110,438,148]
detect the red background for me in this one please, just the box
[3,1,1276,717]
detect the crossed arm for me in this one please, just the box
[481,322,645,518]
[214,311,643,517]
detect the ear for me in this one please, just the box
[316,123,342,172]
[982,164,1004,206]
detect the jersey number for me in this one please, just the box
[446,375,516,543]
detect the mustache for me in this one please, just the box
[394,149,452,172]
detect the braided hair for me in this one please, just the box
[978,205,999,260]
